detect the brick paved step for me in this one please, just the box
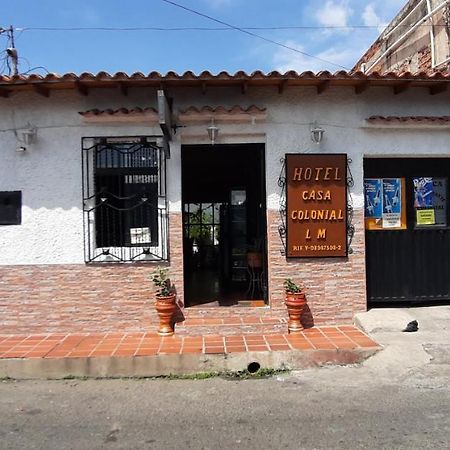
[0,327,379,359]
[173,313,338,336]
[0,326,381,379]
[0,327,379,358]
[174,316,288,336]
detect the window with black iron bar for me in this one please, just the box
[82,136,168,262]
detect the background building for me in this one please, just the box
[354,0,450,73]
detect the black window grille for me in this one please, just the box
[82,137,168,263]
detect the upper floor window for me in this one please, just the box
[82,137,168,263]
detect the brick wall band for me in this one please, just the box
[266,209,367,325]
[0,211,367,334]
[0,213,180,334]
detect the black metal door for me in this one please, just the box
[365,158,450,304]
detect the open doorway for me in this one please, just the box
[181,144,268,307]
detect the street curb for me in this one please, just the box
[354,315,369,334]
[0,348,380,379]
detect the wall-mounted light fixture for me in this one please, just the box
[15,125,37,152]
[21,127,37,145]
[310,121,325,145]
[207,118,219,145]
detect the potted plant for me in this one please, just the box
[151,267,177,336]
[284,278,307,333]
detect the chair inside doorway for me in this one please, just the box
[182,144,268,307]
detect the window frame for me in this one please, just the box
[81,136,169,263]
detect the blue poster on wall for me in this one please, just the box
[364,179,382,218]
[382,179,401,214]
[413,177,433,208]
[382,178,402,228]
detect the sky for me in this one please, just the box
[1,0,408,75]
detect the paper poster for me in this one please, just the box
[364,177,406,230]
[432,178,447,225]
[130,227,151,244]
[416,209,435,225]
[364,179,382,219]
[413,177,447,226]
[413,177,433,208]
[382,178,402,228]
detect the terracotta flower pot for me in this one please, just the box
[155,294,177,336]
[285,292,307,333]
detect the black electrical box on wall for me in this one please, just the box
[0,191,22,225]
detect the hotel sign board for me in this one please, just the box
[286,153,347,258]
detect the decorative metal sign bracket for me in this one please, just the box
[346,157,355,254]
[278,157,287,256]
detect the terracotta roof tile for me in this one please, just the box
[1,70,449,97]
[367,116,450,124]
[1,69,449,84]
[79,107,159,124]
[79,107,157,116]
[178,105,266,115]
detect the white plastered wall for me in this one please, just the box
[0,85,449,265]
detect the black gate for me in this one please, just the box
[365,158,450,304]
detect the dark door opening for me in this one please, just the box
[364,158,450,306]
[182,144,268,307]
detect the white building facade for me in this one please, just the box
[0,71,449,334]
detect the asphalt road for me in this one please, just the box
[1,354,450,450]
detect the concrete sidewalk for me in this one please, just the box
[355,305,450,373]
